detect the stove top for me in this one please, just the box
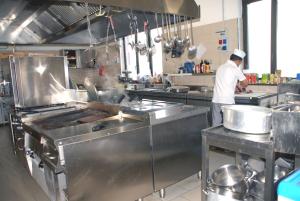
[121,99,181,113]
[32,108,111,130]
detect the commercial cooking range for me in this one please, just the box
[21,102,153,201]
[7,55,210,201]
[7,56,151,201]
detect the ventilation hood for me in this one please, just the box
[50,0,200,18]
[0,0,200,45]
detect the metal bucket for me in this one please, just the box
[222,105,272,134]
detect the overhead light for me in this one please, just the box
[0,22,5,32]
[11,27,22,39]
[118,111,124,121]
[10,14,16,20]
[11,16,33,39]
[0,80,7,85]
[35,65,47,75]
[0,14,16,32]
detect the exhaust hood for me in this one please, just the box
[0,0,200,45]
[50,0,200,18]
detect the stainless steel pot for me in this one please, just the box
[207,183,247,201]
[221,105,272,134]
[207,164,257,200]
[211,164,248,187]
[249,165,291,200]
[254,165,290,184]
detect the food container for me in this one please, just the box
[195,64,201,74]
[245,74,251,83]
[249,165,291,200]
[275,70,282,77]
[251,74,257,84]
[261,74,269,84]
[270,74,275,84]
[222,105,272,134]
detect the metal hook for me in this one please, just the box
[95,5,106,17]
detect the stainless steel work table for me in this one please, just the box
[201,126,275,201]
[127,89,278,107]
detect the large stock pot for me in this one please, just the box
[221,105,272,134]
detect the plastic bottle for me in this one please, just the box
[200,60,204,73]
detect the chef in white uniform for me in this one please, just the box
[212,49,248,126]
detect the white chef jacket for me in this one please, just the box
[212,60,246,104]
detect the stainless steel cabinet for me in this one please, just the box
[152,112,208,191]
[63,126,153,201]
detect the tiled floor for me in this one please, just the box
[0,125,235,201]
[0,126,50,201]
[144,174,202,201]
[143,151,235,201]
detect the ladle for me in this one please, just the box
[154,13,163,43]
[163,14,173,53]
[183,16,190,47]
[188,19,197,58]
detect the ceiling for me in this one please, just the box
[0,0,110,44]
[0,0,200,45]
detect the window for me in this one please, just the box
[151,28,163,76]
[277,0,300,78]
[246,0,272,77]
[124,34,137,80]
[244,0,300,78]
[137,31,150,77]
[120,29,163,80]
[119,38,125,72]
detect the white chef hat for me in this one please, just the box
[233,49,246,59]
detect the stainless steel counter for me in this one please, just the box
[127,89,278,127]
[127,89,278,107]
[124,100,210,196]
[127,89,187,104]
[272,103,300,155]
